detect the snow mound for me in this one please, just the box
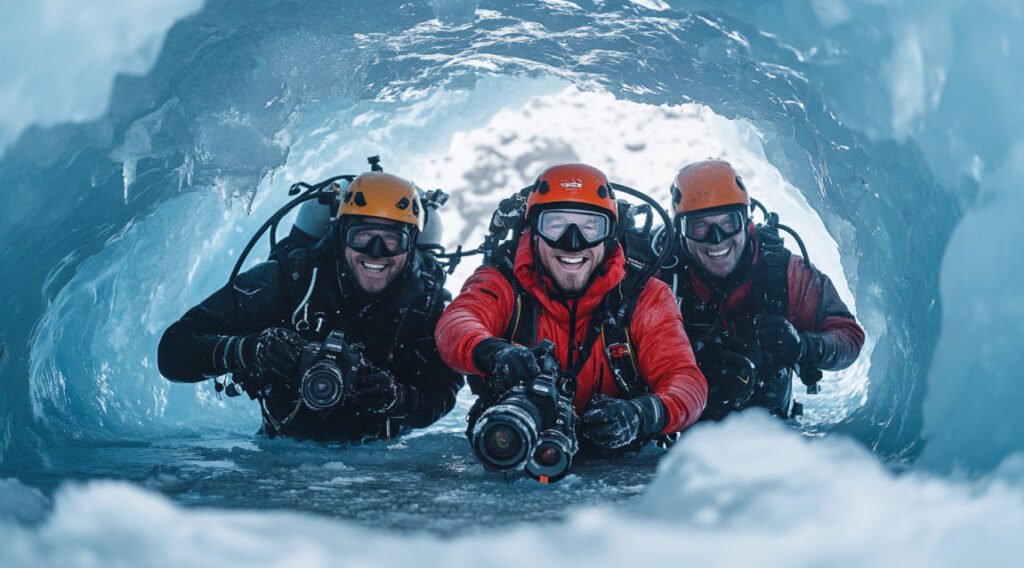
[4,414,1023,567]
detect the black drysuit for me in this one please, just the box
[158,243,463,441]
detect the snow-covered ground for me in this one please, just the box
[4,413,1024,567]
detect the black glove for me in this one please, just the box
[798,332,827,367]
[354,368,407,415]
[698,346,757,384]
[754,315,803,368]
[698,348,757,417]
[227,327,304,384]
[472,338,540,395]
[581,394,667,450]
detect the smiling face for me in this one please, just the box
[535,236,606,294]
[342,219,411,294]
[685,211,749,278]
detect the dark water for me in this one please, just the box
[6,426,666,535]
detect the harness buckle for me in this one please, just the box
[607,342,632,360]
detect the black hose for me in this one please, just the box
[750,198,769,221]
[228,191,325,284]
[776,223,811,266]
[647,224,679,270]
[228,174,354,285]
[432,246,483,258]
[609,183,676,297]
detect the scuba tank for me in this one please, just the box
[291,178,349,242]
[228,155,450,285]
[288,180,448,251]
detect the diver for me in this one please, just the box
[436,163,708,471]
[158,171,464,441]
[659,159,865,420]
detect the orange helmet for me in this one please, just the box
[526,163,618,220]
[338,172,423,230]
[670,160,749,216]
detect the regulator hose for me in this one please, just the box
[228,174,354,285]
[609,182,676,300]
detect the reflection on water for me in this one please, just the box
[4,430,666,535]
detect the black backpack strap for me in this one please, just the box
[755,226,791,318]
[673,258,701,326]
[600,267,683,449]
[601,316,643,398]
[598,266,646,399]
[407,252,449,318]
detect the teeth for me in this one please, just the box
[361,261,386,271]
[707,247,731,258]
[558,256,585,265]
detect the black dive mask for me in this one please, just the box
[345,222,413,258]
[680,208,746,245]
[535,209,611,253]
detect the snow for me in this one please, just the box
[4,414,1024,567]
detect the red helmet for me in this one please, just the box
[526,163,618,220]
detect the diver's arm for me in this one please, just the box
[393,335,465,429]
[434,265,516,376]
[786,256,866,371]
[631,278,708,434]
[158,262,287,382]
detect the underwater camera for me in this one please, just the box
[471,340,579,483]
[298,331,359,411]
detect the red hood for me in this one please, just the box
[512,230,626,323]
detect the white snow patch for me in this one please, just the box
[3,414,1023,566]
[0,479,49,525]
[628,0,670,11]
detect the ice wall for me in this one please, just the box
[919,144,1024,474]
[0,0,204,153]
[0,0,1016,477]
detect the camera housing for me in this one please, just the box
[298,331,357,411]
[471,340,578,483]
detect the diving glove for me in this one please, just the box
[354,367,408,415]
[472,338,541,396]
[580,394,667,450]
[699,347,757,384]
[227,327,304,384]
[754,315,803,368]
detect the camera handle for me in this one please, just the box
[532,339,557,370]
[532,339,575,399]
